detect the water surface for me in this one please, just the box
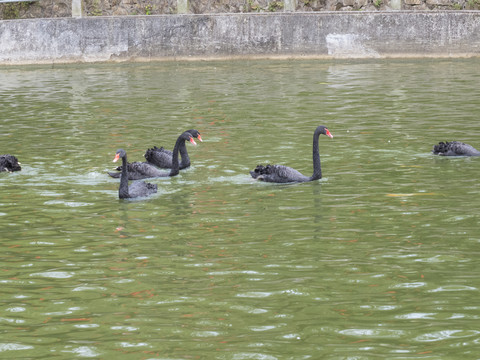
[1,59,479,359]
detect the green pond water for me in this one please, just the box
[1,59,479,359]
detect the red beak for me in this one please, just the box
[189,137,197,145]
[197,135,203,142]
[113,153,120,162]
[325,129,333,138]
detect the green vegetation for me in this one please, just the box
[1,1,34,19]
[467,0,480,8]
[89,0,103,16]
[3,0,480,19]
[267,1,284,11]
[247,0,284,12]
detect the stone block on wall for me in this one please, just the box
[426,0,456,5]
[405,0,422,5]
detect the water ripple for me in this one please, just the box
[0,343,34,352]
[1,59,480,358]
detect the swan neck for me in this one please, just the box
[311,129,322,180]
[178,141,190,167]
[169,136,183,176]
[119,155,129,198]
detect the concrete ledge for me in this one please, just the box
[1,12,480,64]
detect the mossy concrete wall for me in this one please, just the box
[1,12,480,64]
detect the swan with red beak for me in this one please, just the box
[250,125,333,183]
[144,129,202,170]
[109,132,197,180]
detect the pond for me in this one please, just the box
[1,59,479,359]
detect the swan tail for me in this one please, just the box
[250,164,272,179]
[127,180,158,198]
[0,154,21,172]
[147,183,157,192]
[432,141,450,155]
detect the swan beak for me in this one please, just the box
[197,135,203,142]
[113,153,120,162]
[189,137,197,146]
[325,129,333,138]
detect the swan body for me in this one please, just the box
[113,149,157,199]
[432,141,480,156]
[108,132,196,180]
[250,125,333,183]
[250,164,311,183]
[144,129,202,169]
[0,155,21,172]
[109,162,168,180]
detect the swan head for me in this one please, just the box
[317,126,333,139]
[113,149,126,162]
[186,129,202,142]
[181,132,197,146]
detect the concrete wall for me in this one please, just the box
[1,12,480,64]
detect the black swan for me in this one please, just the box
[144,129,202,169]
[250,125,333,183]
[113,149,157,199]
[108,132,196,180]
[0,154,21,172]
[432,141,480,156]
